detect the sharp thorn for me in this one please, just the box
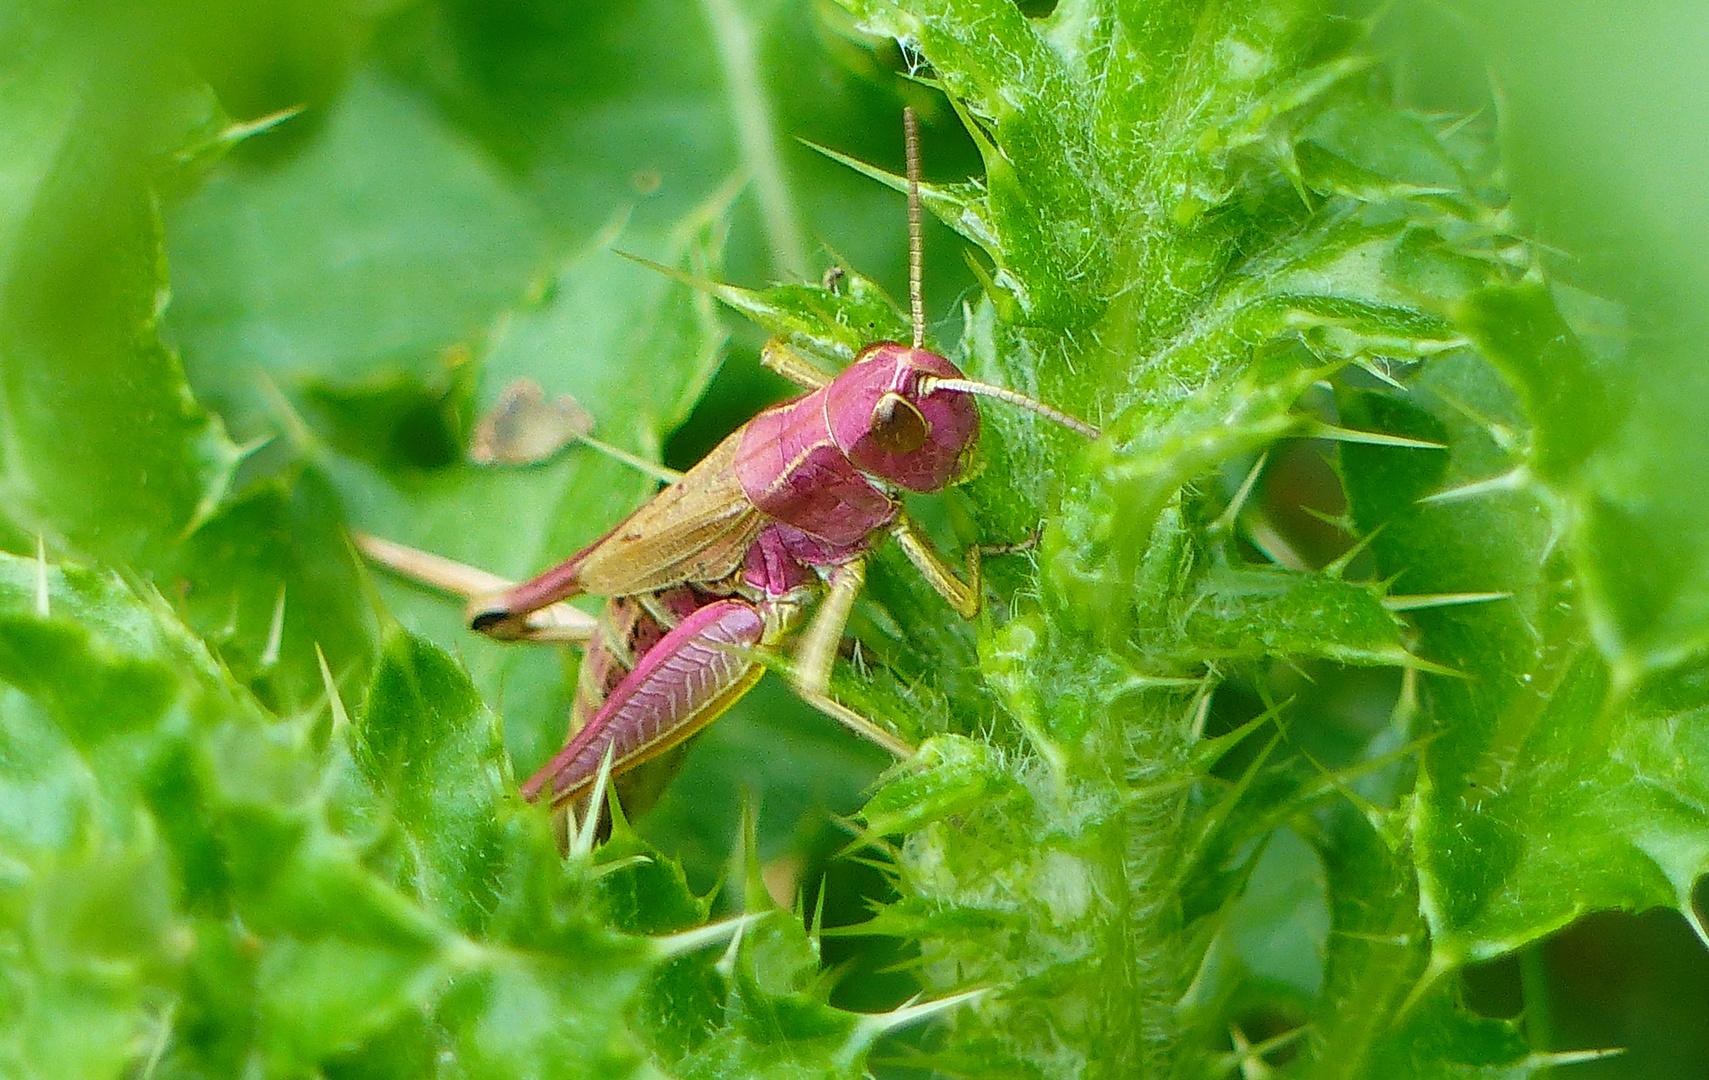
[234,433,275,463]
[1436,108,1487,140]
[570,744,619,858]
[652,912,763,960]
[253,369,319,457]
[809,872,829,940]
[847,987,990,1049]
[1681,886,1709,952]
[1524,1048,1625,1068]
[1243,513,1308,571]
[1322,522,1386,579]
[260,584,287,668]
[315,644,351,747]
[1192,694,1290,769]
[1394,948,1456,1022]
[218,106,304,147]
[1354,357,1409,389]
[590,853,654,880]
[1304,420,1446,450]
[713,911,750,981]
[1417,468,1529,505]
[799,139,910,197]
[1391,650,1463,677]
[137,995,179,1080]
[612,249,744,305]
[1304,506,1358,531]
[1209,451,1270,538]
[172,106,304,166]
[1103,672,1210,705]
[1383,591,1512,612]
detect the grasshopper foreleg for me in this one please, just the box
[760,338,836,390]
[888,514,1045,622]
[889,514,982,620]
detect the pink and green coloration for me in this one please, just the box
[371,111,1099,816]
[485,341,1040,810]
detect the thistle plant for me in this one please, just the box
[0,1,1705,1078]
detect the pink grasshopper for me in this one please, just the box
[363,109,1098,814]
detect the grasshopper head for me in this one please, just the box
[826,342,979,492]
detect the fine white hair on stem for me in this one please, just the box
[899,38,927,78]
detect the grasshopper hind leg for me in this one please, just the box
[355,532,597,643]
[521,598,767,808]
[560,741,694,848]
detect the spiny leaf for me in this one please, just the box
[7,0,1709,1077]
[0,15,241,569]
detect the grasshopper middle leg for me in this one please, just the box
[788,556,915,759]
[888,512,1040,621]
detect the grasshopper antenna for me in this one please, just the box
[900,108,1099,440]
[905,106,925,350]
[919,376,1102,439]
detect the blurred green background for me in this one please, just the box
[1384,5,1709,1075]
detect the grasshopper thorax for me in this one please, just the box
[825,341,979,493]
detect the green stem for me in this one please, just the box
[1520,942,1555,1061]
[1115,750,1191,1079]
[699,0,808,280]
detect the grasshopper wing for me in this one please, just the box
[574,429,765,596]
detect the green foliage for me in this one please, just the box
[1,0,1707,1078]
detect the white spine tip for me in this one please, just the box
[315,644,351,743]
[652,912,762,960]
[260,584,287,668]
[1382,591,1512,612]
[570,743,621,858]
[33,536,49,619]
[836,987,992,1065]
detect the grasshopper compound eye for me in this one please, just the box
[870,392,930,454]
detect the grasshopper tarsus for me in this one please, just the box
[979,526,1044,558]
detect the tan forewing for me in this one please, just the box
[574,430,764,596]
